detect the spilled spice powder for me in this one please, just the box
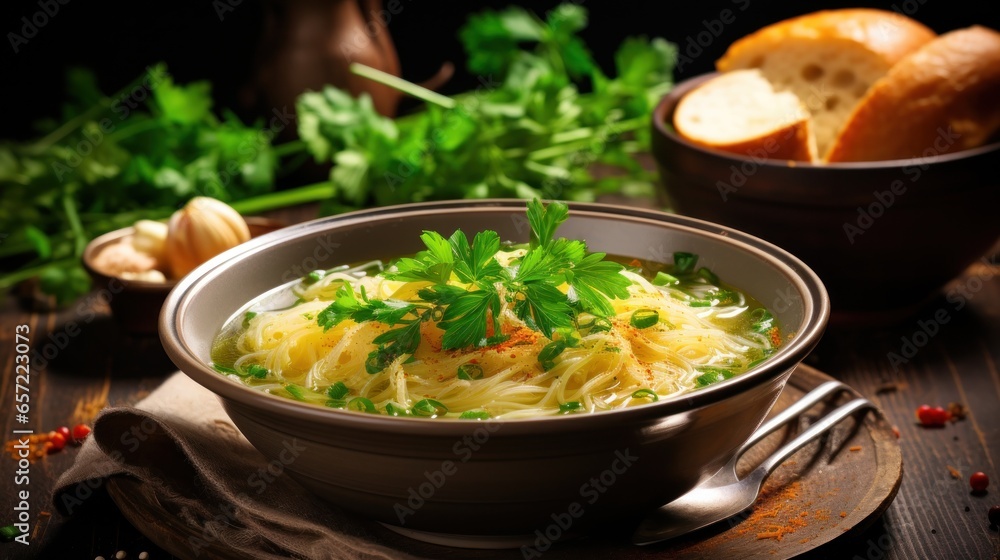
[4,433,52,462]
[849,446,862,452]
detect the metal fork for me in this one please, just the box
[632,380,873,545]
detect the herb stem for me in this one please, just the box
[28,70,155,153]
[0,257,76,289]
[272,140,306,158]
[349,63,457,109]
[228,181,333,215]
[62,192,87,257]
[109,119,163,143]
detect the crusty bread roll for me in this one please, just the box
[827,25,1000,162]
[717,8,936,157]
[673,69,816,161]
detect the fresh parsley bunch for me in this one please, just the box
[297,3,677,213]
[316,199,633,373]
[0,64,306,304]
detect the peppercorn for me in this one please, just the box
[916,404,949,427]
[72,424,92,443]
[56,426,71,441]
[988,505,1000,527]
[48,432,67,453]
[970,472,989,492]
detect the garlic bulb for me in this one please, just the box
[131,219,168,261]
[166,197,250,277]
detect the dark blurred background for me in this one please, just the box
[2,0,998,140]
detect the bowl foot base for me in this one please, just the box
[379,523,574,549]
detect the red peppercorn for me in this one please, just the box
[970,472,989,492]
[71,424,91,442]
[56,426,71,441]
[989,505,1000,526]
[48,432,67,453]
[916,405,949,426]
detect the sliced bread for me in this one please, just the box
[673,69,816,162]
[717,8,936,157]
[827,25,1000,162]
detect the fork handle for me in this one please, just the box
[749,397,873,483]
[737,380,848,455]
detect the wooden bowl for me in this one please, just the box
[82,217,286,335]
[651,73,1000,324]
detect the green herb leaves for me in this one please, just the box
[314,200,633,373]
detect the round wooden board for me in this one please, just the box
[107,364,902,559]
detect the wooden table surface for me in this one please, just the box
[1,205,998,560]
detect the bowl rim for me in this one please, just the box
[159,200,830,436]
[653,72,1000,171]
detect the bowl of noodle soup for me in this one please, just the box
[160,199,828,547]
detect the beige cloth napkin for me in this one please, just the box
[52,372,427,560]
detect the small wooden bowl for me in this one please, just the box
[82,217,286,335]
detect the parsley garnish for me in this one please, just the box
[315,200,632,373]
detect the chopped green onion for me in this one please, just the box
[559,401,583,414]
[457,363,484,380]
[696,267,720,285]
[750,308,775,334]
[631,389,659,401]
[652,271,679,286]
[347,397,378,413]
[1,524,20,542]
[385,402,410,416]
[538,340,567,371]
[246,364,269,379]
[459,410,491,420]
[365,354,385,374]
[325,399,347,409]
[673,252,698,274]
[412,399,449,418]
[284,384,306,401]
[212,363,239,376]
[630,309,659,329]
[242,311,257,328]
[694,366,735,388]
[326,381,349,400]
[304,270,324,284]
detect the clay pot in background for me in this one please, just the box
[249,0,403,129]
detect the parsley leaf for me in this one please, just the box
[514,282,574,338]
[316,284,362,331]
[387,230,455,283]
[527,198,568,249]
[317,284,418,331]
[568,252,631,317]
[439,288,501,349]
[450,230,503,284]
[368,319,424,373]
